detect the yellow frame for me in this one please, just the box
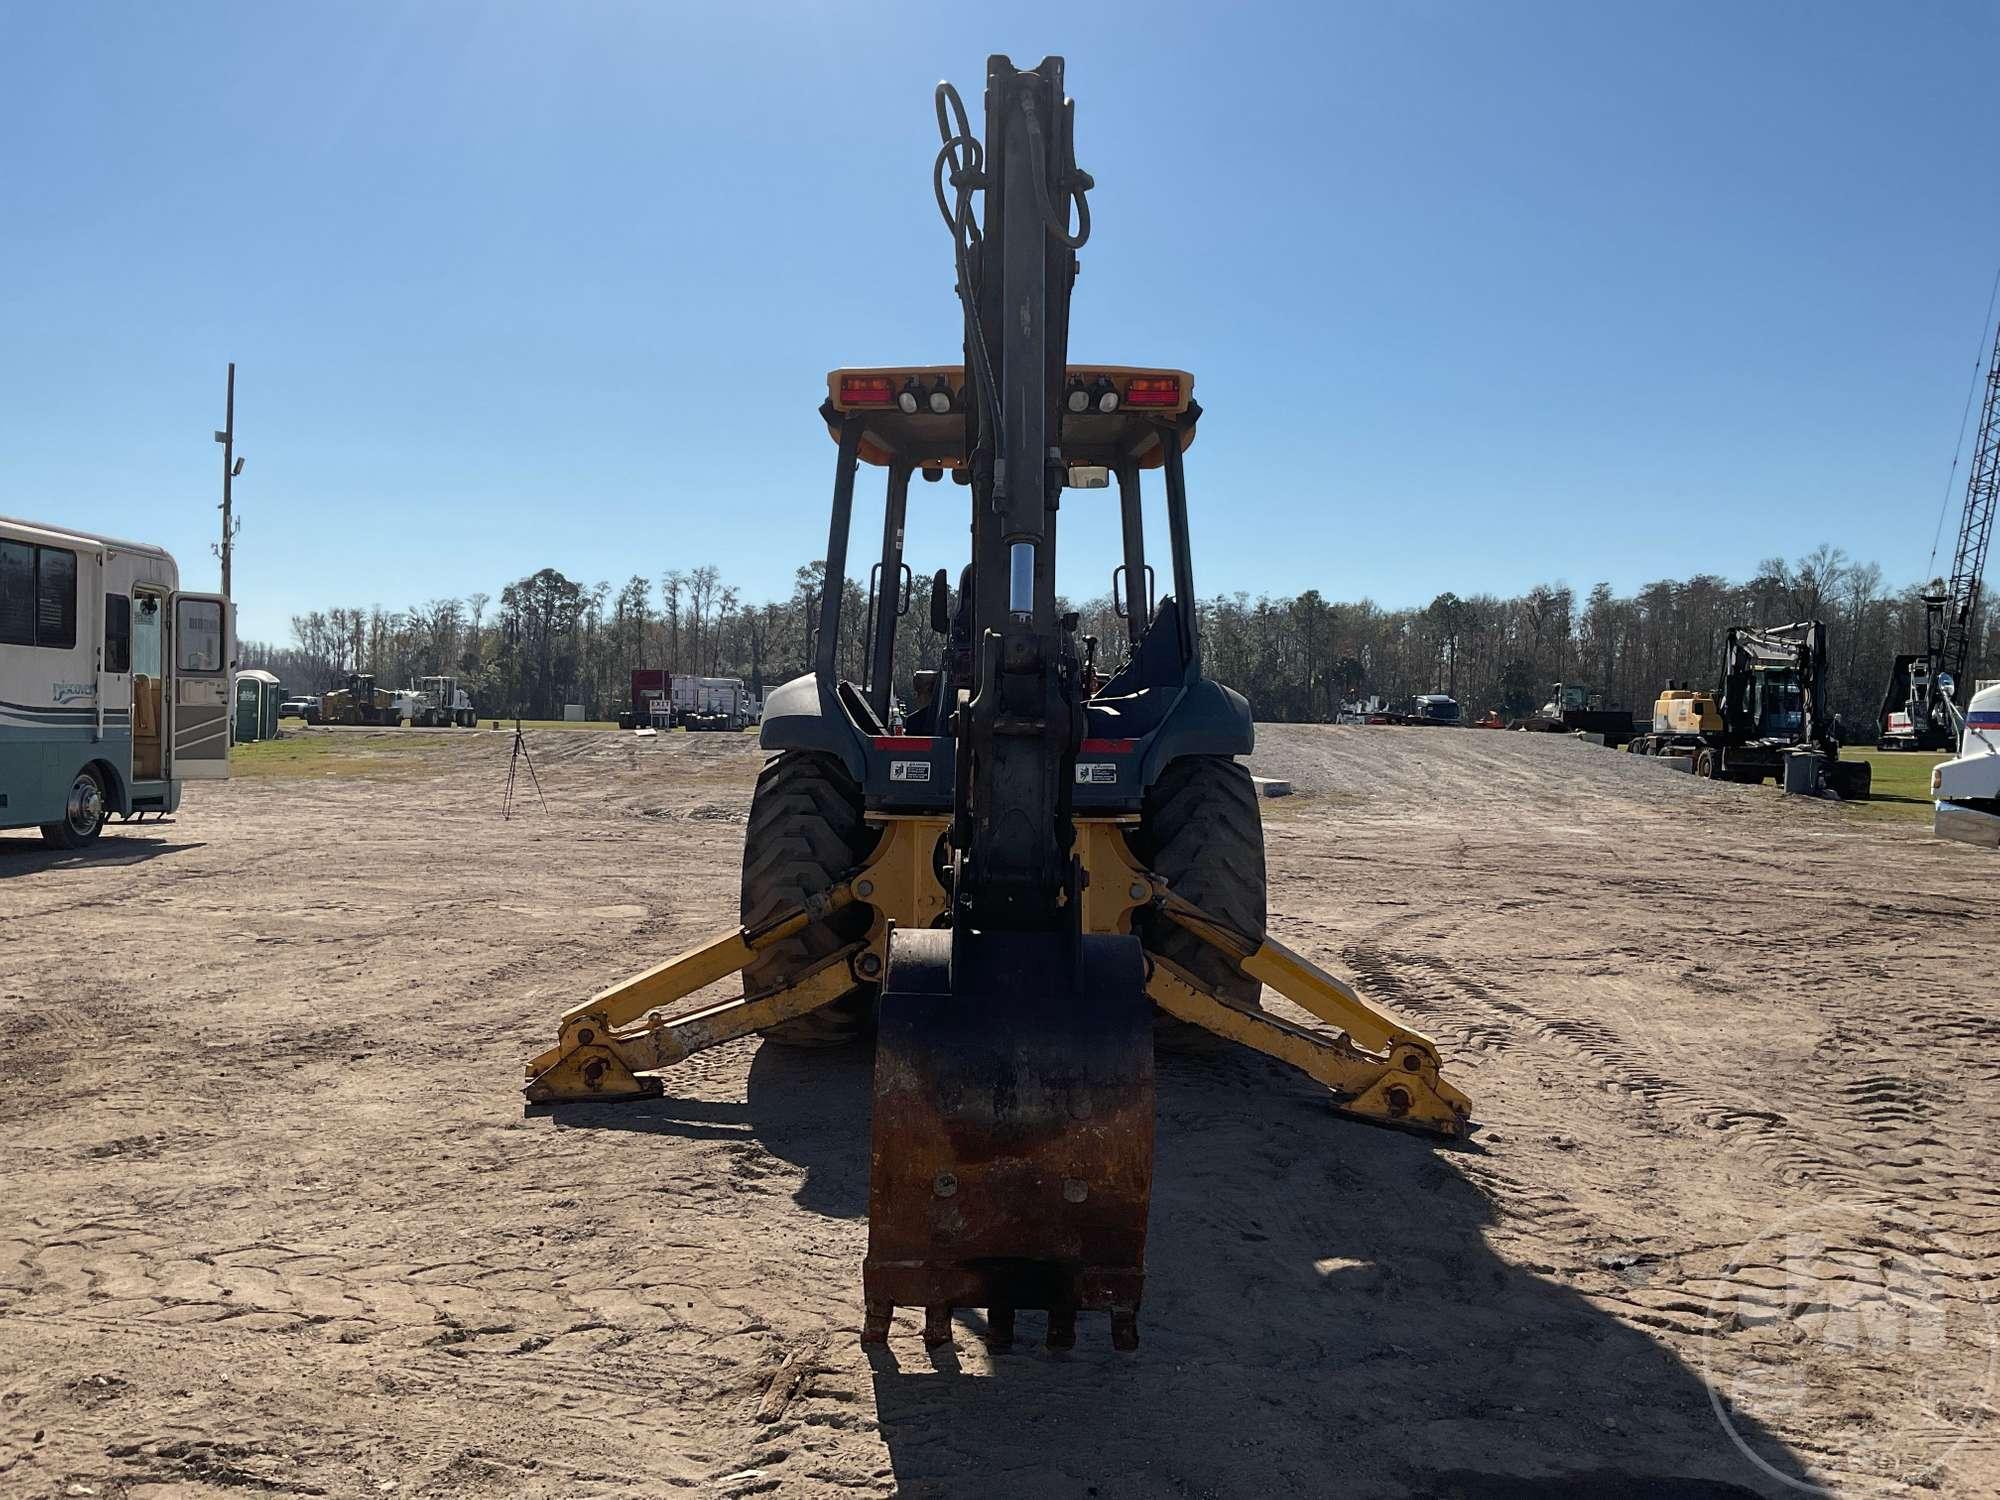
[525,814,1470,1139]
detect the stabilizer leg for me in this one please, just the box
[1145,882,1473,1138]
[524,945,867,1103]
[1146,957,1470,1138]
[522,816,948,1104]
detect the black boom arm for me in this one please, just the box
[939,57,1094,931]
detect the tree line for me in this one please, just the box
[242,544,1989,732]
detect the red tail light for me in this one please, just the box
[840,375,897,407]
[1124,375,1181,408]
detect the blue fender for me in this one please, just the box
[758,672,868,782]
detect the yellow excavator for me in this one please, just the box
[525,56,1472,1352]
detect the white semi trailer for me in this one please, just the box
[674,675,752,732]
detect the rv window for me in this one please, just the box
[175,597,224,672]
[133,594,163,676]
[37,547,76,650]
[0,541,74,649]
[105,593,132,673]
[0,542,30,646]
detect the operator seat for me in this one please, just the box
[1084,597,1187,741]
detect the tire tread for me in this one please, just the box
[739,751,877,1046]
[1132,756,1266,1006]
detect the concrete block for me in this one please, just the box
[1252,776,1293,798]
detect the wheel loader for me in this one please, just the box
[524,56,1471,1351]
[304,672,399,727]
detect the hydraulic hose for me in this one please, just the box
[930,74,1095,503]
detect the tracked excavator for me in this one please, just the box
[524,56,1471,1351]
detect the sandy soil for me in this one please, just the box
[2,724,1997,1499]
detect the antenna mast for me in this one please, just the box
[1942,321,2000,694]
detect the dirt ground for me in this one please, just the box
[3,724,1997,1499]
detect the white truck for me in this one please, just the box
[673,675,753,732]
[397,675,478,727]
[1933,676,2000,847]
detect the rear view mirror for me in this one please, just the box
[929,569,950,634]
[1066,465,1110,489]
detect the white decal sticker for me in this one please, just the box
[890,760,932,783]
[1075,762,1118,784]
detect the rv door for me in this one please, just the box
[171,591,232,780]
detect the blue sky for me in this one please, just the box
[4,2,1997,645]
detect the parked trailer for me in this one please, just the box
[1,515,232,848]
[620,669,673,730]
[677,675,752,732]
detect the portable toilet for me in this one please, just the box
[233,668,283,743]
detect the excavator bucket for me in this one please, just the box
[862,927,1155,1352]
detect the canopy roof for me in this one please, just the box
[823,365,1197,470]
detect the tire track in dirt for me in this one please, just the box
[1344,938,1973,1209]
[1338,930,2000,1368]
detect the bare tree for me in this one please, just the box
[661,571,686,672]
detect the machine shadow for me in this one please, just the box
[539,1041,874,1218]
[0,835,200,872]
[542,1037,1813,1495]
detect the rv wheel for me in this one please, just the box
[41,767,108,850]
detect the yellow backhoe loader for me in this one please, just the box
[526,56,1472,1352]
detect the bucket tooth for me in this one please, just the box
[985,1306,1015,1352]
[1046,1306,1077,1351]
[1109,1308,1139,1351]
[922,1306,953,1347]
[861,1299,893,1345]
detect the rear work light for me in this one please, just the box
[927,376,955,415]
[1123,375,1180,408]
[841,375,897,407]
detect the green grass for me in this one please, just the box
[231,734,443,780]
[490,718,622,731]
[1837,747,1948,825]
[499,720,758,732]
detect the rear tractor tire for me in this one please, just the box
[1132,755,1268,1008]
[740,751,881,1047]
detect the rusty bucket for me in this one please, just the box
[862,925,1155,1352]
